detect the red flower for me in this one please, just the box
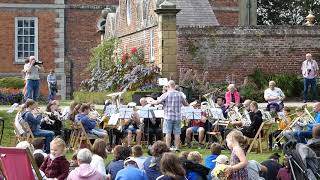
[130,47,138,54]
[121,53,129,64]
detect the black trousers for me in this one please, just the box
[268,130,282,149]
[145,128,162,144]
[107,128,122,146]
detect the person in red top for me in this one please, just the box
[40,137,70,180]
[186,102,207,148]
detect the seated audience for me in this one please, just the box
[186,151,210,180]
[21,99,54,153]
[247,160,267,180]
[205,143,222,180]
[123,105,142,146]
[90,139,108,179]
[16,140,34,153]
[186,102,207,148]
[77,104,108,138]
[107,145,131,180]
[115,157,148,180]
[211,155,229,180]
[277,156,291,180]
[241,101,263,138]
[295,102,320,143]
[40,100,63,136]
[132,145,147,169]
[269,107,291,150]
[69,151,78,173]
[260,153,282,180]
[68,148,104,180]
[283,107,308,141]
[32,139,48,158]
[157,152,187,180]
[140,98,162,146]
[143,141,170,180]
[225,84,240,107]
[264,81,285,112]
[307,125,320,156]
[33,153,47,179]
[225,129,248,180]
[40,138,70,180]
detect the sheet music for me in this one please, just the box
[154,110,164,118]
[184,108,202,120]
[119,108,133,119]
[139,107,157,118]
[108,113,120,125]
[210,108,225,120]
[277,111,286,119]
[104,105,117,116]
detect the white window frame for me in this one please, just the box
[126,0,132,25]
[15,17,38,63]
[150,29,155,63]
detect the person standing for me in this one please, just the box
[24,56,43,101]
[151,80,189,151]
[302,53,319,103]
[47,69,57,102]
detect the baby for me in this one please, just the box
[40,138,70,180]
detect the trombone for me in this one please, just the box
[275,106,315,143]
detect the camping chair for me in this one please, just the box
[20,122,45,144]
[247,122,266,154]
[0,147,43,180]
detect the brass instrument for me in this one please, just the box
[227,103,242,122]
[275,105,315,143]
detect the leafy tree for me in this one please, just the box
[257,0,320,25]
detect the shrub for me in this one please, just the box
[0,77,24,89]
[0,92,23,105]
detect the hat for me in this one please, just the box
[124,157,137,166]
[213,155,229,164]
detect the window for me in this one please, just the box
[126,0,132,25]
[15,17,38,63]
[150,30,155,63]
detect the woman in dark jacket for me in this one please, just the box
[241,101,263,138]
[40,101,63,136]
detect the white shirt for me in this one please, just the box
[301,59,319,79]
[90,154,107,179]
[24,63,40,80]
[264,87,284,104]
[135,156,147,169]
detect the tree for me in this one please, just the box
[257,0,320,25]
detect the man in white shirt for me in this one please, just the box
[301,53,319,103]
[24,56,43,101]
[264,81,285,112]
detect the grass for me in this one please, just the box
[0,109,283,166]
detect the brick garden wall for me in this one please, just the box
[177,26,320,85]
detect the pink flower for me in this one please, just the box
[130,47,138,54]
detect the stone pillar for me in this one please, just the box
[239,0,257,25]
[155,0,181,80]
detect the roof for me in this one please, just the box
[174,0,219,27]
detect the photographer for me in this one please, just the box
[24,56,43,101]
[47,69,57,102]
[301,53,319,103]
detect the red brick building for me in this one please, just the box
[0,0,118,99]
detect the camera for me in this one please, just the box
[308,69,312,74]
[34,60,43,65]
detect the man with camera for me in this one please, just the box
[24,56,43,101]
[302,53,319,103]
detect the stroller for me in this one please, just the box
[283,140,320,180]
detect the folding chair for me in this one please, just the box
[247,121,268,154]
[75,122,99,149]
[13,122,27,145]
[0,147,43,180]
[20,122,45,144]
[206,120,229,145]
[68,122,81,151]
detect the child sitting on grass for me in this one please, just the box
[211,155,229,180]
[186,151,210,180]
[40,138,70,180]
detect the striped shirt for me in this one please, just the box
[158,90,187,121]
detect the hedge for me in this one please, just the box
[73,90,161,105]
[0,77,24,89]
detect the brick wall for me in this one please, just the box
[177,26,320,85]
[0,0,54,3]
[210,0,239,26]
[0,9,56,95]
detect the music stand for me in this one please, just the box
[184,107,202,120]
[210,108,226,120]
[139,107,157,146]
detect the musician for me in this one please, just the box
[77,104,108,138]
[283,107,308,141]
[140,98,162,146]
[123,104,142,146]
[61,101,79,121]
[240,101,263,138]
[40,101,63,136]
[295,102,320,143]
[229,99,252,128]
[225,84,240,107]
[21,99,54,153]
[264,81,285,112]
[186,102,207,148]
[216,97,227,118]
[150,80,189,151]
[268,107,291,150]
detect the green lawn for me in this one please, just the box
[0,110,283,165]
